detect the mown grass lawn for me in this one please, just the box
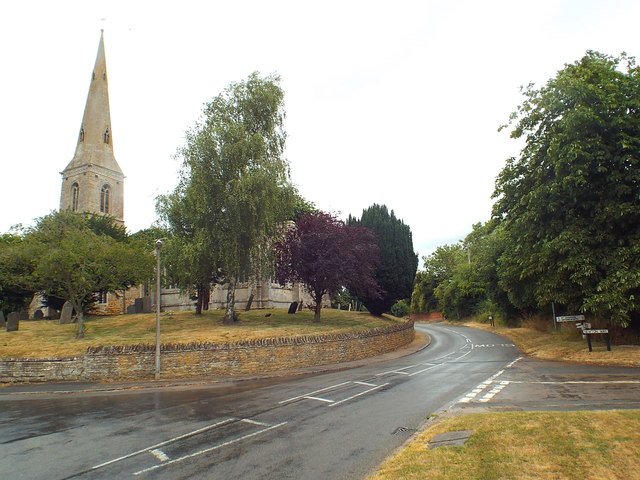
[369,410,640,480]
[0,309,402,359]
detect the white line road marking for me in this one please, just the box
[329,383,389,407]
[505,357,522,369]
[241,418,272,426]
[379,349,473,379]
[303,396,335,403]
[133,422,288,476]
[353,381,378,387]
[150,449,170,462]
[91,418,235,470]
[508,380,640,385]
[407,364,442,377]
[278,381,351,404]
[376,364,419,376]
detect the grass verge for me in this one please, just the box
[463,321,640,367]
[368,410,640,480]
[0,309,401,359]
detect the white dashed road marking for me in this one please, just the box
[457,357,522,404]
[150,449,170,462]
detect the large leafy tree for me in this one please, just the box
[434,262,486,320]
[158,72,295,322]
[274,212,380,322]
[6,211,154,338]
[493,51,640,326]
[411,244,466,316]
[0,231,37,313]
[347,204,418,315]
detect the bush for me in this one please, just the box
[391,300,410,318]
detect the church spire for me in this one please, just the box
[81,30,112,146]
[67,30,122,173]
[60,31,125,225]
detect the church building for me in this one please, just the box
[57,32,320,315]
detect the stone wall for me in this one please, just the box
[0,321,414,383]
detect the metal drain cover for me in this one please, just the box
[391,426,417,435]
[428,429,474,449]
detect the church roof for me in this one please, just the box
[62,30,123,177]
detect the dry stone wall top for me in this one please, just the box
[1,321,415,383]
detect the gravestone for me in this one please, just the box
[0,311,6,329]
[18,310,28,321]
[142,296,152,314]
[60,302,74,324]
[33,310,44,320]
[245,294,254,311]
[288,302,299,314]
[126,305,137,314]
[134,298,144,314]
[7,312,19,332]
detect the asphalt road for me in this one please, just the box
[1,324,638,480]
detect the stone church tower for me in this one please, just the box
[60,31,124,225]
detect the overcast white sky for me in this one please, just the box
[1,0,638,262]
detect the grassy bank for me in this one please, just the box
[369,410,640,480]
[464,320,640,367]
[0,309,401,359]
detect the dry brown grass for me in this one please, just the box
[464,321,640,367]
[0,309,401,359]
[369,410,640,480]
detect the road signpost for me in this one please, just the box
[555,315,585,322]
[553,315,610,352]
[583,329,611,352]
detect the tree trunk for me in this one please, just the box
[203,283,210,311]
[313,290,323,323]
[195,283,203,315]
[72,301,85,339]
[223,277,237,325]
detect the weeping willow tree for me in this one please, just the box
[158,72,295,323]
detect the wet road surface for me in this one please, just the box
[1,324,638,479]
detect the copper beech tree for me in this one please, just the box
[274,212,381,322]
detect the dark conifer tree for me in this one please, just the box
[348,204,418,315]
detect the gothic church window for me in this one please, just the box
[100,185,110,214]
[79,127,84,142]
[96,289,108,304]
[71,183,79,212]
[103,127,110,144]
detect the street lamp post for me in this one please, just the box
[155,239,163,380]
